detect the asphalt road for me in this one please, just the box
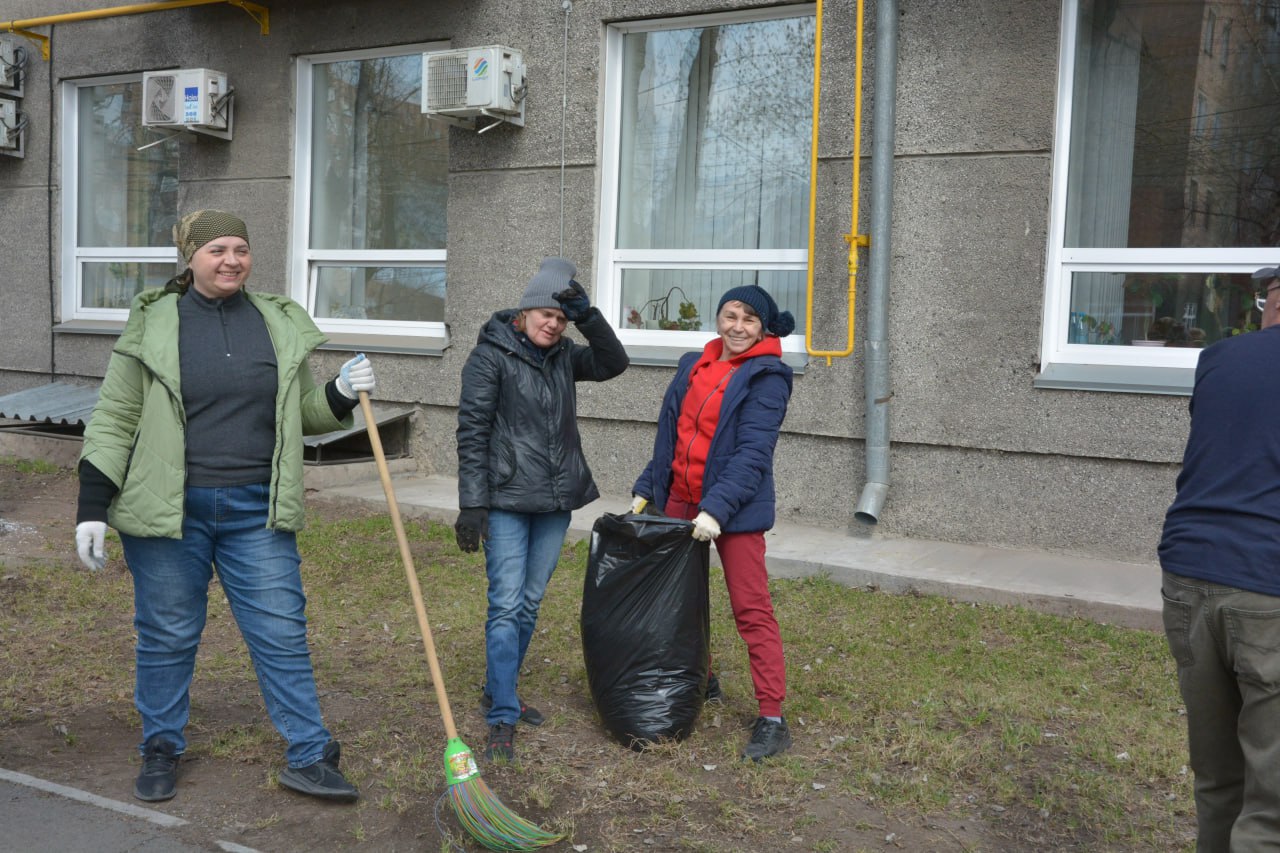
[0,771,257,853]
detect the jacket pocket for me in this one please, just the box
[489,436,516,489]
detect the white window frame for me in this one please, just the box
[1038,1,1278,393]
[58,72,179,326]
[290,42,449,347]
[595,6,816,356]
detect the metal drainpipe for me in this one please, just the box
[854,0,899,525]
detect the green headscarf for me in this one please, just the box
[172,209,249,264]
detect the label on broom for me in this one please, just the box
[444,738,480,783]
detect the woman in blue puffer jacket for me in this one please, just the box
[632,284,794,763]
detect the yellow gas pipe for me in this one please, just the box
[3,0,269,60]
[805,0,869,365]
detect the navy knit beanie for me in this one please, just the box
[717,285,796,337]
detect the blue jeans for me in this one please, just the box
[1162,570,1280,851]
[120,483,331,768]
[483,508,571,725]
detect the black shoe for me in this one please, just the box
[278,741,359,803]
[480,692,545,727]
[134,736,179,802]
[485,723,516,761]
[741,717,792,763]
[705,674,723,704]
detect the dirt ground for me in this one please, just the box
[0,462,1080,852]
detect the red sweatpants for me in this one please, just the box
[665,497,787,717]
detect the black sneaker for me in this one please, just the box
[278,740,359,803]
[480,691,545,727]
[134,736,179,802]
[485,722,516,761]
[705,674,723,704]
[741,717,792,763]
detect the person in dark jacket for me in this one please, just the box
[455,257,628,761]
[631,284,795,762]
[1159,264,1280,850]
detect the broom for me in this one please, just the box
[357,391,564,851]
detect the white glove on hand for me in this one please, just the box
[629,495,649,514]
[691,511,721,542]
[75,521,107,571]
[335,353,376,400]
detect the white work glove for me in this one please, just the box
[75,521,107,571]
[335,353,376,399]
[691,511,721,542]
[629,495,649,514]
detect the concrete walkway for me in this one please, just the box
[313,470,1163,632]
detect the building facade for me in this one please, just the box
[1,0,1277,564]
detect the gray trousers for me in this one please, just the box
[1162,571,1280,852]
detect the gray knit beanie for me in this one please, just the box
[519,257,576,311]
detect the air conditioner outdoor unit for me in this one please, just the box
[141,68,233,139]
[0,37,25,93]
[422,46,525,130]
[0,95,24,157]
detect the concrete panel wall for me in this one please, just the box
[0,0,1192,564]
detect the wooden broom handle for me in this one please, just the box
[357,391,459,740]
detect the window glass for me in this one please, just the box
[313,266,445,322]
[620,269,807,334]
[603,12,814,345]
[70,80,180,314]
[1068,271,1259,347]
[1065,1,1277,251]
[309,55,447,251]
[1049,0,1280,372]
[82,262,177,310]
[615,19,812,252]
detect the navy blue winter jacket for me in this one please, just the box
[633,347,793,533]
[1159,325,1280,596]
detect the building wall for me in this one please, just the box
[0,0,1187,564]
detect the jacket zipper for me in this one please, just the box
[679,366,736,501]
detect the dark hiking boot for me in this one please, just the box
[480,691,545,726]
[741,717,792,763]
[485,723,516,762]
[705,674,724,704]
[278,740,359,803]
[134,736,179,802]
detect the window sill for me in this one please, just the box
[54,319,126,335]
[317,332,449,357]
[1033,362,1193,395]
[624,343,808,374]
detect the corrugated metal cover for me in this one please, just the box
[303,402,414,448]
[0,382,100,426]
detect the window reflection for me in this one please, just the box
[1067,0,1279,251]
[310,56,448,251]
[1069,271,1259,347]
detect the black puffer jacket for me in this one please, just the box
[457,307,628,513]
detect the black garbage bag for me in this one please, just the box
[581,512,710,750]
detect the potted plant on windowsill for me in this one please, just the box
[631,286,701,331]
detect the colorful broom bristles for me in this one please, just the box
[443,737,564,851]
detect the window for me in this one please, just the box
[1203,9,1215,54]
[1040,0,1280,393]
[291,44,450,349]
[59,74,181,325]
[597,7,815,355]
[1220,20,1231,68]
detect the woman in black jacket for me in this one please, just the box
[455,257,628,761]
